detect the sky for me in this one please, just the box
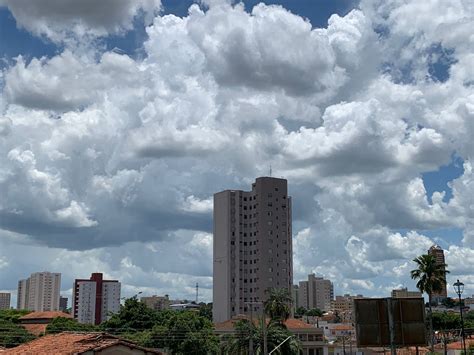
[0,0,473,306]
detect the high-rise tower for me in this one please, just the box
[17,272,61,311]
[428,245,448,302]
[213,177,293,323]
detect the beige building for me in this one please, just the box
[213,177,293,323]
[331,294,364,323]
[141,295,170,311]
[17,272,61,311]
[298,274,334,312]
[391,288,422,298]
[0,292,11,310]
[428,245,448,302]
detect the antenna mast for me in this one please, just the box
[196,282,199,303]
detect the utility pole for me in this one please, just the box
[195,283,198,304]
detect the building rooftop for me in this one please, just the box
[215,316,316,331]
[2,332,163,354]
[19,311,72,320]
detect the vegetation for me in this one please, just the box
[410,254,449,353]
[0,309,35,348]
[46,317,98,334]
[306,308,323,317]
[223,287,300,354]
[101,297,219,354]
[433,310,474,331]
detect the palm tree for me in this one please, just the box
[222,318,300,355]
[411,254,449,353]
[263,288,292,325]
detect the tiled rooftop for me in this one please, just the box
[3,332,162,354]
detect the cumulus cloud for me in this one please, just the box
[0,0,161,42]
[1,0,474,297]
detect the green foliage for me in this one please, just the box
[441,298,456,308]
[264,288,292,324]
[223,319,300,355]
[0,310,35,348]
[306,308,323,317]
[432,312,461,330]
[102,297,218,354]
[46,317,98,334]
[101,296,160,331]
[295,307,306,317]
[198,302,212,321]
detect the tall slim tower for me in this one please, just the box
[428,245,448,302]
[213,177,293,323]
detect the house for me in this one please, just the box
[3,332,163,354]
[214,315,328,355]
[446,338,474,355]
[19,311,73,335]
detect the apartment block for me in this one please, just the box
[298,274,334,312]
[213,177,293,323]
[0,293,11,310]
[59,296,69,312]
[17,272,61,311]
[331,294,364,323]
[73,273,121,325]
[141,295,170,311]
[428,245,448,303]
[391,288,422,298]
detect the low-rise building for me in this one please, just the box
[19,311,73,336]
[391,288,422,298]
[331,294,364,323]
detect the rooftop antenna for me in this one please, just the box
[195,282,199,304]
[269,165,272,177]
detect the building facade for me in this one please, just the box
[141,295,170,311]
[0,292,11,310]
[391,288,422,298]
[428,245,448,303]
[298,274,334,312]
[59,296,68,312]
[17,272,61,311]
[331,294,364,323]
[73,273,121,325]
[213,177,293,323]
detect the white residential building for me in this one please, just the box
[73,273,121,325]
[17,272,61,311]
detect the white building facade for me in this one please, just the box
[73,273,120,325]
[17,272,61,311]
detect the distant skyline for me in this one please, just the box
[0,0,473,305]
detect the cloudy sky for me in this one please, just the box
[0,0,473,306]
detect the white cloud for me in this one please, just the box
[0,0,473,298]
[0,0,161,42]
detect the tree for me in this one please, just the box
[101,296,160,331]
[223,318,300,355]
[306,308,323,317]
[46,317,98,334]
[264,288,292,325]
[0,309,35,348]
[295,307,307,318]
[147,311,219,354]
[411,254,449,353]
[198,302,212,321]
[441,297,456,308]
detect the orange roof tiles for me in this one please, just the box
[3,332,163,354]
[19,311,72,320]
[21,323,48,336]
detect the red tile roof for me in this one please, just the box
[3,332,163,354]
[21,324,48,336]
[447,338,474,350]
[19,311,72,320]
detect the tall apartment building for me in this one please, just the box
[213,177,293,323]
[59,296,69,312]
[428,245,448,303]
[298,274,334,312]
[331,294,364,323]
[0,293,11,310]
[17,272,61,311]
[391,288,422,298]
[73,273,121,325]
